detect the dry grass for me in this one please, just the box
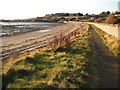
[49,29,81,51]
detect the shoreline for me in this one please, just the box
[0,22,61,37]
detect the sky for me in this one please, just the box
[0,0,119,20]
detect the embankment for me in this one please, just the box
[2,22,85,75]
[3,23,94,88]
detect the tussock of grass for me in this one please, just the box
[3,28,94,88]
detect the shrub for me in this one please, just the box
[65,35,71,51]
[49,36,59,50]
[105,15,118,24]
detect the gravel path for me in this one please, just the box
[89,25,118,88]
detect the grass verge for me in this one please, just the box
[3,27,94,88]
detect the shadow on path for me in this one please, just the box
[89,25,118,88]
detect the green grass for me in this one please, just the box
[3,30,94,88]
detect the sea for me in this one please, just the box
[0,22,60,37]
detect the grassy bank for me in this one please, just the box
[90,24,120,59]
[3,27,94,88]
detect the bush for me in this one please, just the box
[105,15,118,24]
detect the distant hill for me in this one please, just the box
[1,11,120,24]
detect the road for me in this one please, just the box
[1,22,82,60]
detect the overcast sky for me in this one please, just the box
[0,0,119,20]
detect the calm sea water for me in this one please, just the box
[0,22,60,37]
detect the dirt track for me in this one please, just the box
[89,25,118,88]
